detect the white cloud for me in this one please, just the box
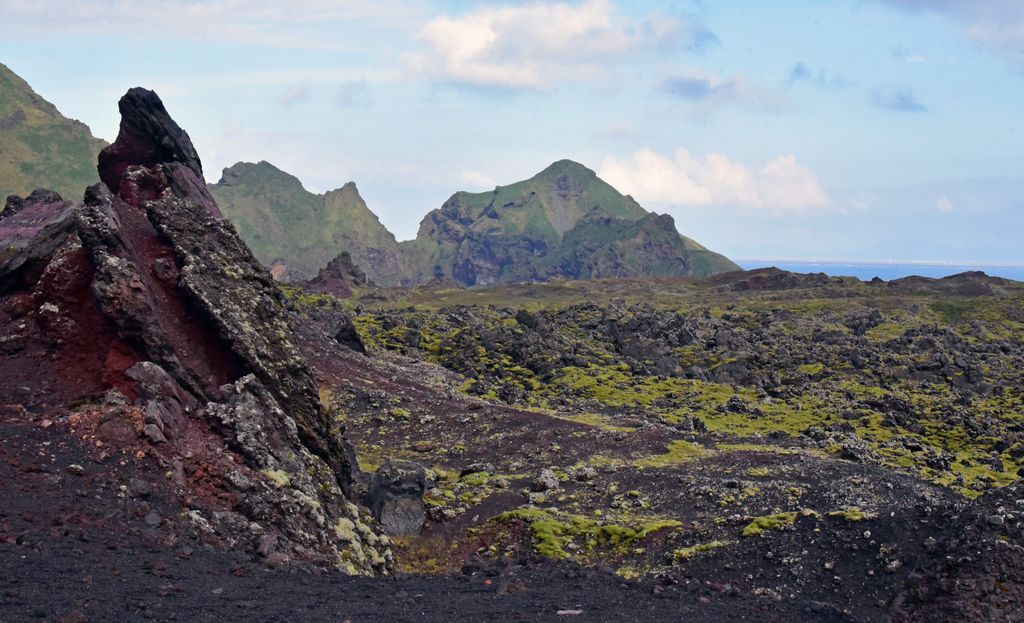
[459,170,497,189]
[598,148,830,212]
[406,0,712,89]
[936,194,955,212]
[879,1,1024,69]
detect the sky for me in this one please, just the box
[1,0,1022,264]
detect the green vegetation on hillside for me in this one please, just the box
[0,63,107,205]
[210,161,407,284]
[402,159,740,286]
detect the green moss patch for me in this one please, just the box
[673,540,730,562]
[634,440,709,468]
[741,510,817,537]
[493,508,683,560]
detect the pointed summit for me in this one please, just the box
[97,87,203,193]
[401,159,738,286]
[533,159,597,179]
[209,161,408,285]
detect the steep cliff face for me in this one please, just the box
[209,161,408,285]
[0,63,107,204]
[0,88,392,574]
[401,160,739,286]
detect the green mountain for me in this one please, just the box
[0,64,736,286]
[400,160,738,286]
[209,161,408,285]
[0,63,107,206]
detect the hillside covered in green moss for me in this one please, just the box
[214,158,738,289]
[209,161,408,285]
[401,160,738,286]
[0,63,107,205]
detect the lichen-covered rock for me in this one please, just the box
[532,468,560,492]
[367,459,427,536]
[0,87,392,574]
[143,170,353,490]
[205,375,392,572]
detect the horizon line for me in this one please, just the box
[736,258,1024,269]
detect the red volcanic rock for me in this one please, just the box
[97,88,204,196]
[0,89,392,574]
[0,190,77,291]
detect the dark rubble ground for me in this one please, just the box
[1,267,1021,622]
[285,269,1024,622]
[0,411,793,623]
[7,385,1014,623]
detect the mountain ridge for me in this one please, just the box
[0,62,108,204]
[400,158,739,286]
[209,160,409,286]
[0,64,738,288]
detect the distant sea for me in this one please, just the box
[737,260,1024,283]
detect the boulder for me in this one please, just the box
[367,459,427,536]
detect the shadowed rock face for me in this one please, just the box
[97,88,206,202]
[367,459,427,537]
[0,89,392,574]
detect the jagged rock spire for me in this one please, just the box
[97,87,203,193]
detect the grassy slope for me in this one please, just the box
[0,63,107,205]
[682,236,742,274]
[404,159,737,283]
[210,161,406,285]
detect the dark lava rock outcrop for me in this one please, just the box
[0,88,392,574]
[366,458,427,537]
[97,88,205,200]
[302,250,373,298]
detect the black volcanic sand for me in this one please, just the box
[0,412,851,623]
[0,542,788,623]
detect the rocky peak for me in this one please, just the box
[210,162,408,285]
[0,88,392,574]
[534,158,597,181]
[216,160,301,190]
[402,159,739,286]
[97,87,204,195]
[302,251,373,298]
